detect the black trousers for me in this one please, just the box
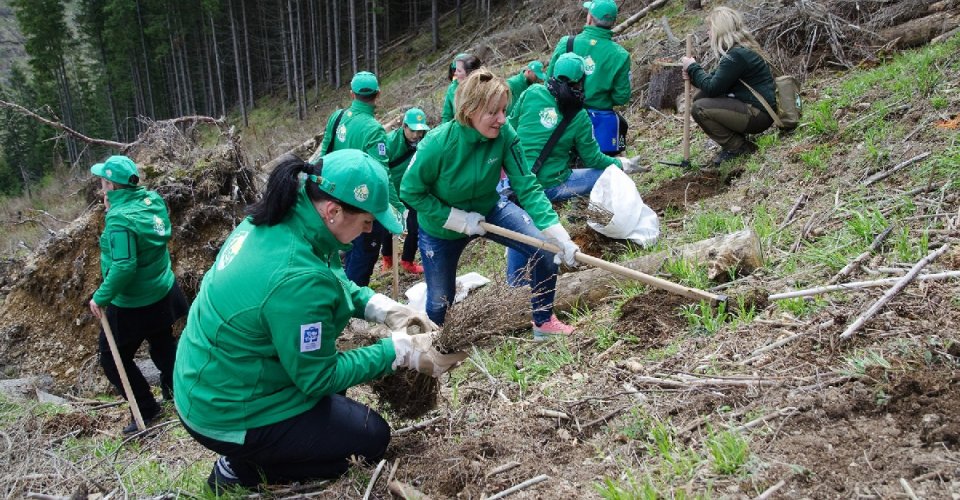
[381,205,420,262]
[98,281,187,417]
[182,395,391,486]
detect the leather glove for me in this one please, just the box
[619,156,647,174]
[365,294,438,332]
[541,224,579,267]
[391,331,468,377]
[442,207,486,236]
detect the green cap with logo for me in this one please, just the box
[403,108,431,131]
[527,61,547,81]
[583,0,617,24]
[90,155,140,186]
[553,53,586,83]
[351,71,380,96]
[313,149,402,234]
[450,53,469,71]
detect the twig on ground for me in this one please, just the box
[534,409,570,421]
[778,193,808,230]
[769,270,960,301]
[731,407,799,433]
[840,244,951,340]
[486,462,521,478]
[752,479,787,500]
[827,226,893,284]
[899,478,920,500]
[863,152,932,186]
[362,459,387,500]
[485,474,550,500]
[581,405,634,430]
[468,349,510,403]
[392,416,442,436]
[631,375,782,388]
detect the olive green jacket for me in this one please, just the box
[548,26,631,110]
[686,46,775,111]
[93,187,175,308]
[399,120,559,240]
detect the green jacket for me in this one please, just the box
[441,80,458,122]
[400,120,559,240]
[319,100,403,213]
[173,189,396,440]
[508,84,622,190]
[506,71,532,115]
[687,46,775,111]
[548,26,631,110]
[93,187,175,308]
[385,128,416,194]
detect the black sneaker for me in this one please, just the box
[121,406,161,435]
[161,384,173,402]
[712,144,755,165]
[207,457,244,496]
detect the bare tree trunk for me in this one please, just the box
[457,0,462,26]
[166,17,184,116]
[372,0,379,75]
[288,0,303,119]
[349,0,358,74]
[210,14,227,118]
[327,0,335,86]
[241,0,255,109]
[134,0,155,117]
[280,0,292,101]
[229,0,247,126]
[431,0,440,50]
[309,0,319,99]
[296,0,307,116]
[95,32,121,140]
[202,22,216,116]
[333,0,342,87]
[383,0,390,43]
[259,1,273,92]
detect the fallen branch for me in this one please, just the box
[612,0,670,34]
[827,226,893,284]
[840,244,952,340]
[778,194,808,230]
[752,479,787,500]
[534,409,570,421]
[362,459,387,500]
[863,152,932,186]
[0,98,126,150]
[739,319,835,365]
[731,407,799,433]
[486,474,549,500]
[486,462,521,478]
[769,270,960,300]
[631,375,782,388]
[392,416,442,436]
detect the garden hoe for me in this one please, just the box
[479,222,727,307]
[99,315,146,433]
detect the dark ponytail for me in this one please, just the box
[247,154,318,226]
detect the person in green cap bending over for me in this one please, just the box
[311,71,403,288]
[88,155,188,435]
[174,149,466,495]
[502,52,644,286]
[548,0,632,155]
[380,107,432,274]
[506,60,547,114]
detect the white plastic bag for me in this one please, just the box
[588,166,660,246]
[404,272,490,312]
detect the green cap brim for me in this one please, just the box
[90,163,107,178]
[375,205,404,234]
[407,123,431,131]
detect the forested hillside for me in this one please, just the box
[0,0,26,85]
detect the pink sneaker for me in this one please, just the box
[532,315,575,341]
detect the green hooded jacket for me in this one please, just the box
[93,187,175,308]
[505,71,532,115]
[385,128,417,194]
[399,120,559,240]
[173,189,396,442]
[441,80,458,123]
[508,84,622,190]
[548,26,631,110]
[318,100,403,213]
[686,46,775,111]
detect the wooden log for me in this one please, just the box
[879,12,960,48]
[645,60,684,111]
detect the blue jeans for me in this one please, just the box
[344,221,388,287]
[506,168,603,287]
[418,198,558,326]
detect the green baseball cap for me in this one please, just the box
[583,0,617,24]
[313,149,402,234]
[350,71,380,96]
[450,53,469,71]
[553,53,586,83]
[90,155,140,185]
[527,61,547,81]
[404,108,431,131]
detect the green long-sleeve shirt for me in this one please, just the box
[686,46,775,111]
[385,128,417,195]
[174,188,397,442]
[505,71,532,115]
[93,187,175,308]
[548,25,631,110]
[399,120,559,240]
[441,80,458,123]
[508,84,622,190]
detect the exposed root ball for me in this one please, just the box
[369,371,438,420]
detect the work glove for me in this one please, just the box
[442,207,486,236]
[541,224,579,267]
[391,331,468,377]
[365,294,438,332]
[619,156,647,174]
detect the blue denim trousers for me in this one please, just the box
[506,168,603,287]
[418,198,558,326]
[343,221,388,287]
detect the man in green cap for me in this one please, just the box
[311,71,403,287]
[380,107,431,274]
[506,60,547,114]
[89,155,188,434]
[547,0,632,154]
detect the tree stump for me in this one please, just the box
[644,60,684,111]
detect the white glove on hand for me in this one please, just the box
[365,294,439,332]
[619,156,646,174]
[391,331,468,377]
[541,224,579,267]
[442,207,486,236]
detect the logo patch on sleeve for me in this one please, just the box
[300,322,322,352]
[377,142,387,157]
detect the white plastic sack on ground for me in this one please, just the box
[405,272,491,312]
[588,166,660,246]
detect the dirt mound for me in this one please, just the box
[616,289,696,349]
[642,167,741,215]
[0,123,257,386]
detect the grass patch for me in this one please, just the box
[473,339,576,395]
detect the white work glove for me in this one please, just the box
[442,207,486,236]
[391,331,468,377]
[541,224,579,267]
[365,294,438,332]
[619,156,646,174]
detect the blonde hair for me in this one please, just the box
[454,67,510,126]
[707,7,767,61]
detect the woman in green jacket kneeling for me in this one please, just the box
[174,149,465,494]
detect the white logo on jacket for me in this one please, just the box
[584,55,596,75]
[216,230,248,271]
[539,107,559,129]
[152,215,166,236]
[300,322,321,352]
[336,124,347,142]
